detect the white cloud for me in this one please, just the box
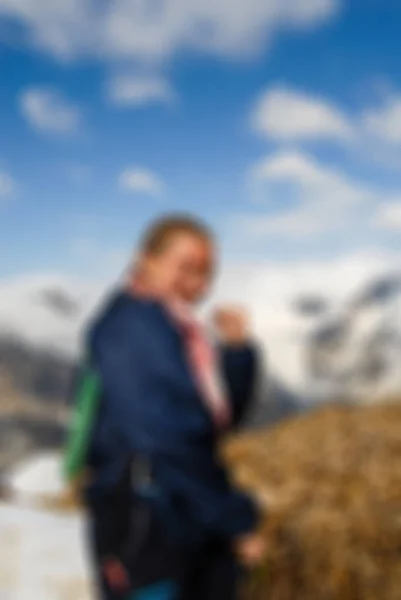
[248,85,401,172]
[0,170,16,199]
[0,0,341,65]
[244,145,401,243]
[119,167,165,196]
[19,88,82,135]
[254,150,368,205]
[372,200,401,231]
[248,150,371,236]
[0,0,92,59]
[251,87,353,141]
[245,150,401,240]
[108,73,176,107]
[252,150,360,195]
[361,95,401,145]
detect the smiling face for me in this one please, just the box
[136,219,216,305]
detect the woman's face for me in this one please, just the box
[141,233,215,305]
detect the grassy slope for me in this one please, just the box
[225,402,401,600]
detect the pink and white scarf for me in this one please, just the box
[168,300,231,430]
[131,277,231,430]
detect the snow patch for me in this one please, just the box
[0,503,91,600]
[7,453,64,505]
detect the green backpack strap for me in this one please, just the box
[63,362,101,484]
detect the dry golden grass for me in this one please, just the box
[225,402,401,600]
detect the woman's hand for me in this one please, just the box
[213,306,250,346]
[233,533,266,568]
[102,557,130,593]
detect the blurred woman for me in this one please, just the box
[84,215,264,599]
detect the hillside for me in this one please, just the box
[0,371,68,475]
[225,402,401,600]
[0,335,76,403]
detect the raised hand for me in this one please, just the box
[213,306,250,345]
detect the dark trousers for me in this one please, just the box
[180,541,242,600]
[86,489,243,600]
[90,545,241,600]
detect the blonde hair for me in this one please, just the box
[139,214,214,256]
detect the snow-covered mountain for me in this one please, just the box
[0,274,109,358]
[301,273,401,402]
[0,263,400,422]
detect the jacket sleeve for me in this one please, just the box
[90,314,259,541]
[218,343,259,427]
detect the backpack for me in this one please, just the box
[62,361,101,486]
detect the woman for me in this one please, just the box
[84,215,264,599]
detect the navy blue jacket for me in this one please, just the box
[86,292,259,554]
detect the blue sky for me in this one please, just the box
[1,0,401,280]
